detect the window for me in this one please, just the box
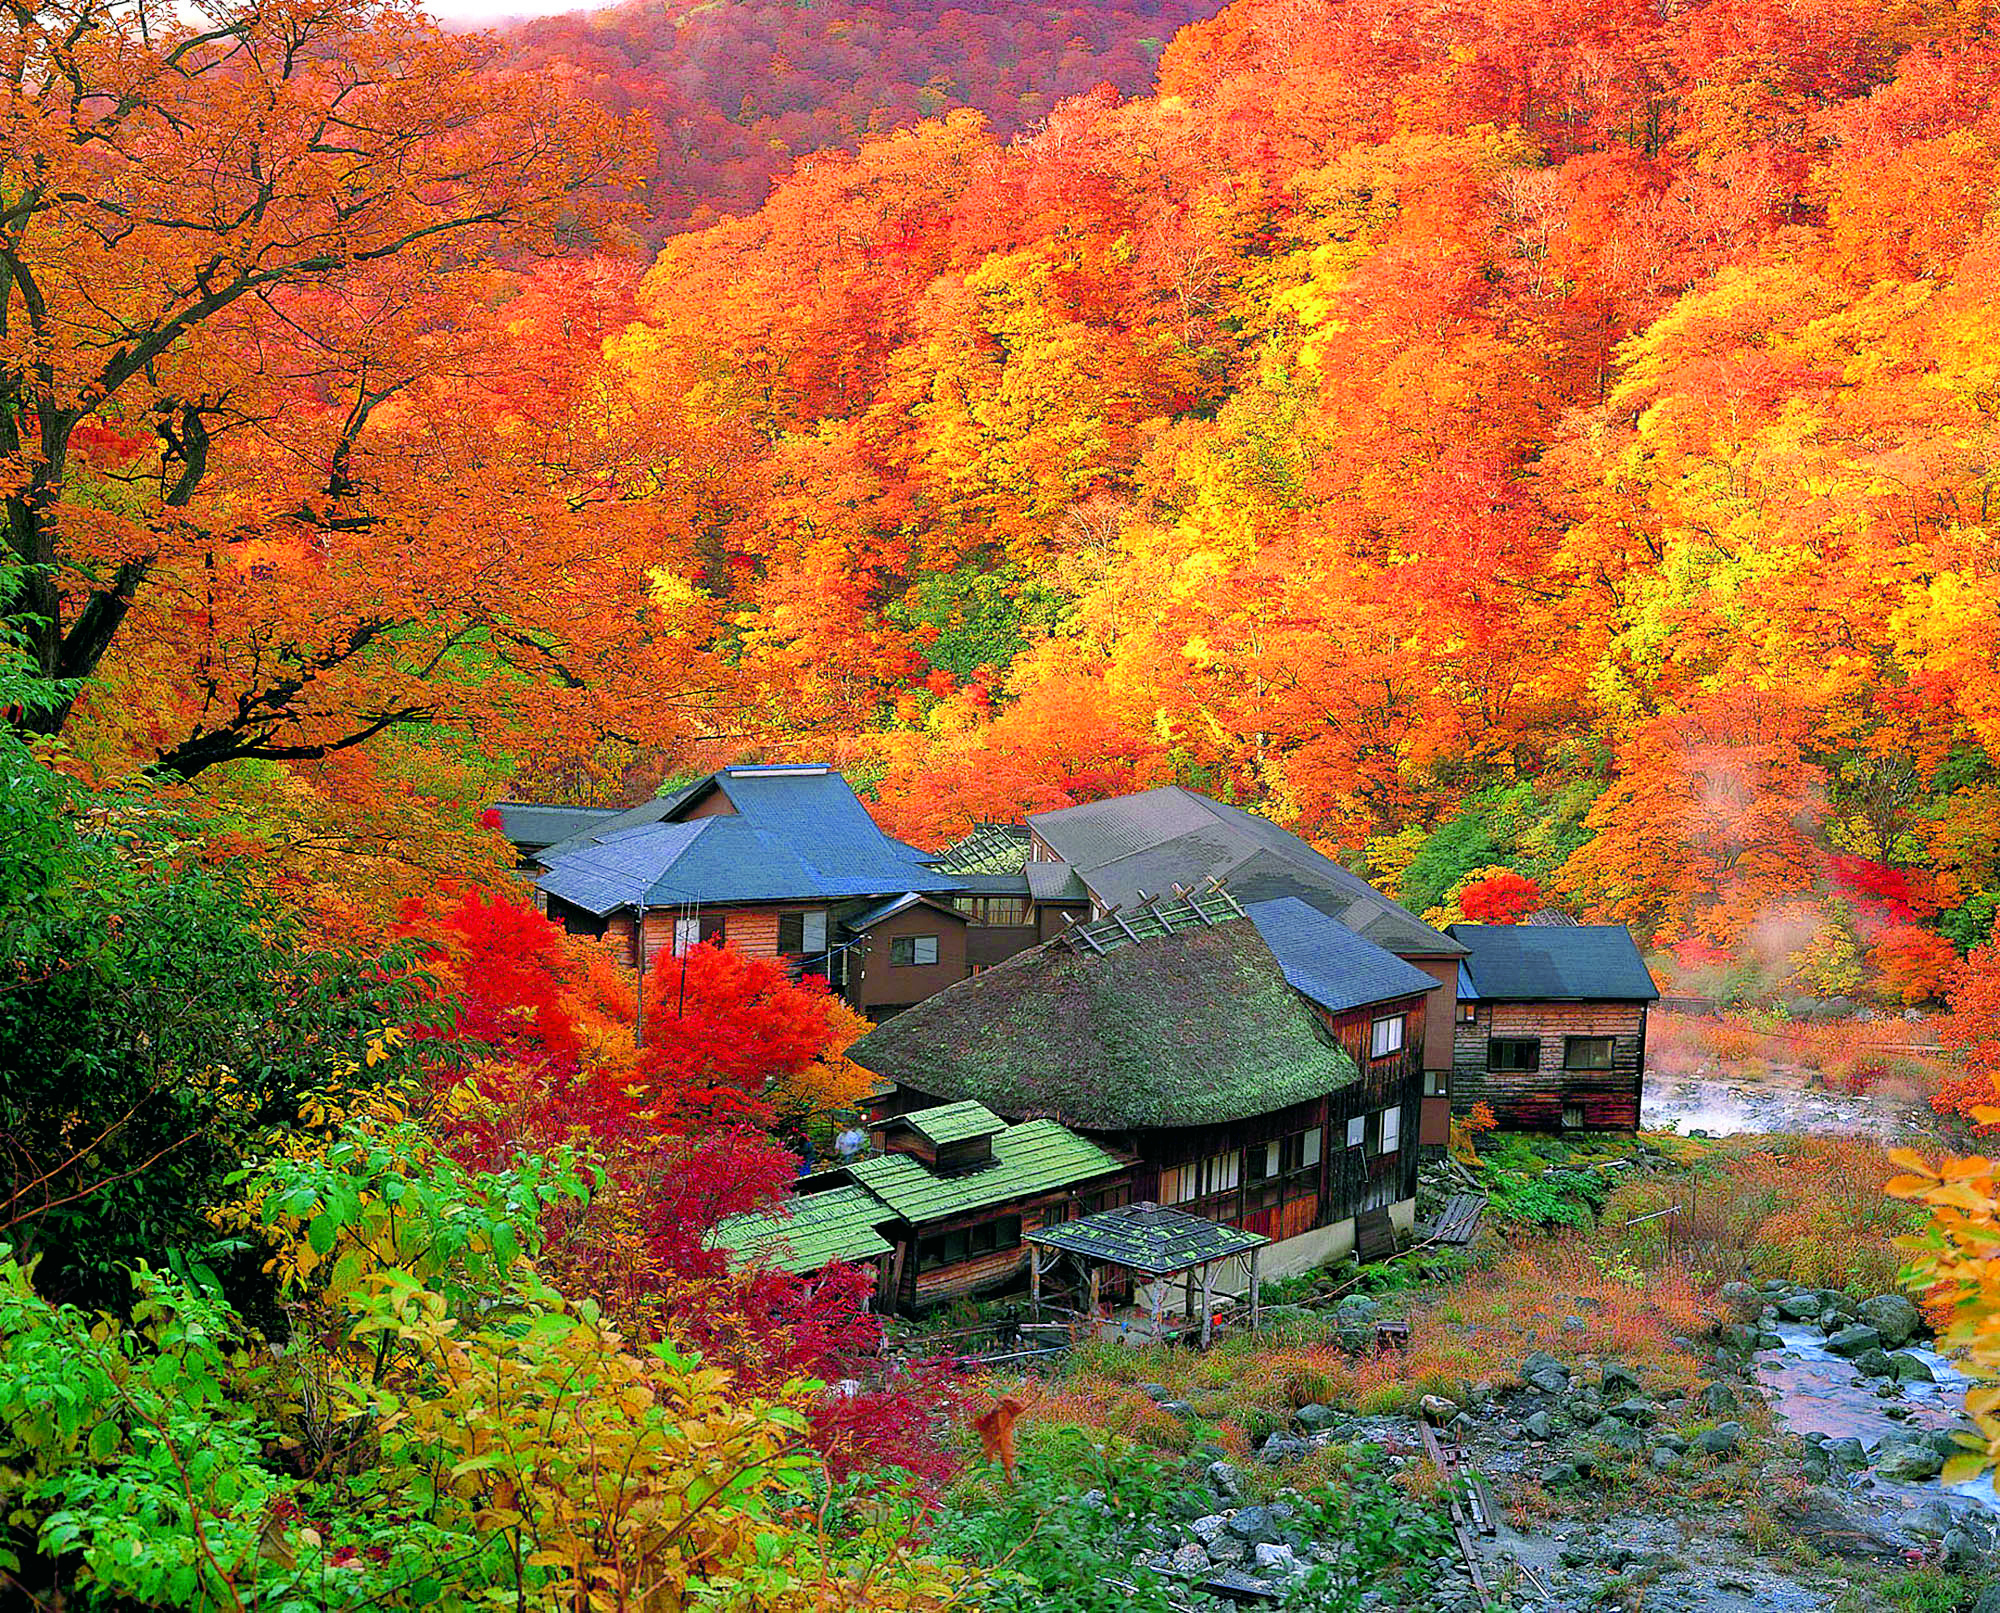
[776,910,828,955]
[1370,1014,1405,1059]
[890,934,940,967]
[957,896,1031,926]
[1423,1070,1448,1097]
[1562,1103,1585,1130]
[1248,1141,1279,1181]
[1456,1001,1478,1023]
[1159,1162,1198,1203]
[1159,1152,1241,1203]
[1299,1127,1322,1169]
[1380,1104,1403,1155]
[1565,1036,1614,1071]
[672,916,702,956]
[1346,1114,1366,1150]
[1489,1037,1541,1072]
[916,1218,1022,1271]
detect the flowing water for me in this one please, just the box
[1756,1323,2000,1530]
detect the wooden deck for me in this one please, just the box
[1423,1193,1488,1246]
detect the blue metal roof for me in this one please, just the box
[535,766,962,913]
[1244,897,1443,1016]
[1446,924,1660,1002]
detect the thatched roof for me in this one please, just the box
[849,916,1358,1129]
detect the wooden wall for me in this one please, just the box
[849,906,968,1013]
[1452,1000,1648,1132]
[881,1190,1079,1311]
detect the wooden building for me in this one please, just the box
[1023,787,1467,1153]
[850,890,1437,1277]
[707,1100,1123,1313]
[1445,923,1660,1132]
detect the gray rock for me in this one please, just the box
[1874,1438,1945,1482]
[1718,1281,1758,1311]
[1699,1382,1740,1415]
[1825,1436,1867,1470]
[1775,1291,1822,1321]
[1904,1498,1955,1539]
[1522,1410,1554,1441]
[1853,1347,1897,1379]
[1140,1381,1173,1402]
[1295,1403,1337,1432]
[1253,1542,1302,1578]
[1420,1394,1460,1424]
[1258,1431,1308,1464]
[1825,1323,1883,1358]
[1942,1527,1984,1568]
[1205,1460,1243,1502]
[1169,1543,1211,1576]
[1650,1445,1679,1472]
[1973,1587,2000,1613]
[1520,1351,1571,1395]
[1694,1422,1743,1457]
[1890,1352,1936,1383]
[1336,1294,1380,1324]
[1608,1398,1659,1424]
[1539,1461,1579,1486]
[1226,1506,1274,1543]
[1159,1399,1195,1418]
[1601,1361,1641,1395]
[1858,1293,1923,1349]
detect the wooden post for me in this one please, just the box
[1249,1247,1262,1332]
[1029,1244,1042,1324]
[1147,1269,1165,1344]
[1086,1263,1102,1336]
[1200,1261,1215,1348]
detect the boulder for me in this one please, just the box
[1775,1292,1822,1321]
[1718,1281,1759,1312]
[1600,1362,1641,1395]
[1140,1382,1173,1403]
[1874,1438,1945,1482]
[1420,1394,1461,1425]
[1225,1506,1274,1543]
[1522,1410,1554,1442]
[1903,1498,1955,1540]
[1295,1403,1338,1432]
[1699,1382,1740,1415]
[1189,1514,1228,1544]
[1943,1528,1984,1569]
[1853,1348,1897,1379]
[1694,1422,1743,1457]
[1824,1324,1883,1358]
[1257,1431,1309,1464]
[1205,1460,1244,1502]
[1824,1436,1867,1470]
[1169,1543,1212,1576]
[1252,1542,1302,1579]
[1608,1398,1659,1424]
[1538,1461,1580,1487]
[1159,1399,1196,1419]
[1857,1294,1923,1349]
[1650,1445,1679,1472]
[1520,1351,1572,1395]
[1890,1352,1936,1383]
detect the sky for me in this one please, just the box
[427,0,598,26]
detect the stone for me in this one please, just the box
[1694,1422,1743,1457]
[1169,1543,1211,1576]
[1205,1460,1244,1502]
[1943,1528,1984,1569]
[1853,1347,1896,1379]
[1890,1352,1936,1383]
[1775,1291,1822,1320]
[1973,1588,2000,1613]
[1226,1506,1274,1543]
[1253,1542,1302,1578]
[1522,1410,1554,1441]
[1539,1462,1580,1487]
[1420,1394,1460,1424]
[1874,1438,1946,1482]
[1858,1293,1922,1349]
[1904,1498,1955,1539]
[1718,1281,1758,1311]
[1824,1436,1867,1470]
[1600,1362,1641,1395]
[1824,1323,1883,1358]
[1608,1397,1659,1424]
[1520,1351,1571,1395]
[1190,1514,1228,1543]
[1650,1445,1679,1472]
[1159,1400,1196,1419]
[1140,1382,1173,1403]
[1258,1431,1308,1464]
[1698,1382,1740,1415]
[1295,1403,1338,1432]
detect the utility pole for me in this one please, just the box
[634,899,646,1048]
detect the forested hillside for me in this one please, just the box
[496,0,1225,233]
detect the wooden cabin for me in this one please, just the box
[706,1101,1123,1314]
[850,890,1438,1277]
[1445,923,1660,1132]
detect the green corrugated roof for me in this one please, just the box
[708,1184,893,1274]
[848,1120,1121,1222]
[1028,1202,1267,1275]
[902,1100,1006,1146]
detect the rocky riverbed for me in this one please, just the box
[1133,1285,1999,1612]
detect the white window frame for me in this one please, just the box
[1423,1069,1447,1097]
[672,916,701,957]
[1301,1126,1322,1169]
[1346,1115,1365,1150]
[1370,1014,1405,1059]
[802,910,828,953]
[1380,1105,1403,1156]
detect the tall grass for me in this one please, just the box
[1650,1012,1951,1103]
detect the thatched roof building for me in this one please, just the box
[849,914,1359,1129]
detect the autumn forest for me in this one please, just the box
[8,0,2000,1605]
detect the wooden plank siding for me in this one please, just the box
[883,1191,1081,1310]
[1452,1001,1648,1132]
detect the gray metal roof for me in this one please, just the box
[1026,1202,1267,1275]
[488,801,622,852]
[1025,861,1090,904]
[1447,924,1660,1002]
[1244,897,1443,1016]
[1027,788,1464,957]
[535,766,964,914]
[844,892,967,932]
